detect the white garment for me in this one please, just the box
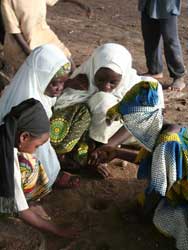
[55,43,142,109]
[55,43,142,143]
[0,44,70,185]
[14,148,29,212]
[87,92,123,143]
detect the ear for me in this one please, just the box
[19,132,31,144]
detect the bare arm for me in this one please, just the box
[19,208,78,237]
[88,145,138,167]
[12,33,31,56]
[115,147,137,162]
[107,126,132,147]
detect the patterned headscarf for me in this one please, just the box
[53,63,71,79]
[106,80,164,151]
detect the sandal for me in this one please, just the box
[55,172,80,189]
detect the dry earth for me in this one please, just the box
[0,0,188,249]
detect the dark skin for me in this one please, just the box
[94,67,122,92]
[44,73,89,98]
[17,131,79,238]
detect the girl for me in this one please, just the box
[0,44,81,187]
[0,98,78,237]
[90,80,188,250]
[51,44,163,173]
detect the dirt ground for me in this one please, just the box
[0,0,188,249]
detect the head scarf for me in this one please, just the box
[52,63,71,79]
[107,80,164,151]
[0,98,50,214]
[0,44,71,120]
[55,43,142,110]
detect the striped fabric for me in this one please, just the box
[18,152,51,201]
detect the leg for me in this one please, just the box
[141,11,163,75]
[161,16,185,90]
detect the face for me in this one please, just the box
[18,132,49,154]
[45,74,69,97]
[94,67,122,92]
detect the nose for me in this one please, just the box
[56,82,64,91]
[102,82,112,92]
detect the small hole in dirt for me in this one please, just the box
[91,198,111,211]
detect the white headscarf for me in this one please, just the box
[55,43,142,110]
[0,44,70,186]
[0,43,70,121]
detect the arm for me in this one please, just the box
[12,33,31,55]
[107,126,132,147]
[19,209,78,237]
[1,1,30,54]
[14,151,78,238]
[88,145,138,167]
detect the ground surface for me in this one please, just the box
[0,0,188,249]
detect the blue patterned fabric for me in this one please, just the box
[116,81,164,151]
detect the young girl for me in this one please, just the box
[0,44,81,188]
[0,98,78,237]
[89,80,188,250]
[51,43,149,171]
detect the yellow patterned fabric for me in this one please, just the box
[150,127,188,205]
[157,132,181,144]
[134,147,151,164]
[18,152,51,201]
[50,103,91,162]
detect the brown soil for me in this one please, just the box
[1,0,188,249]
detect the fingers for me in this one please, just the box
[88,151,100,167]
[97,164,112,178]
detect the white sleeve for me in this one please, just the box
[14,149,29,212]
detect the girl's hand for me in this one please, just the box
[88,145,117,167]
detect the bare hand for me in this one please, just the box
[96,163,112,178]
[88,145,116,167]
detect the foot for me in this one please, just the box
[168,76,186,91]
[55,172,80,189]
[142,72,163,80]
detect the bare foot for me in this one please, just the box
[168,77,186,91]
